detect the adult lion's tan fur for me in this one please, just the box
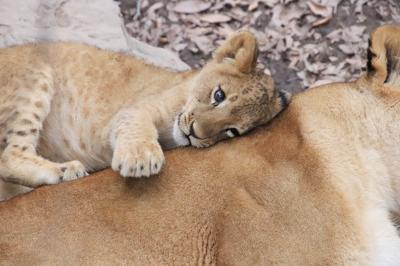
[2,25,400,265]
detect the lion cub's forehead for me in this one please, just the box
[239,74,275,99]
[196,66,275,100]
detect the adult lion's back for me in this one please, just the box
[0,89,371,265]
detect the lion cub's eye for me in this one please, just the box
[213,86,225,104]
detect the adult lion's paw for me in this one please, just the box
[111,140,165,178]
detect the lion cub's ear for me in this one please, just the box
[213,31,259,74]
[367,25,400,85]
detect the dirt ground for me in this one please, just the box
[117,0,399,94]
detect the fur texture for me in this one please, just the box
[1,25,400,265]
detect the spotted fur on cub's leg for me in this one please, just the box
[0,67,87,187]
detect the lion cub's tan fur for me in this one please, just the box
[0,32,288,189]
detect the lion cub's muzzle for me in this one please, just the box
[177,112,219,148]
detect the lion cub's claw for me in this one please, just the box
[112,141,165,178]
[59,160,88,182]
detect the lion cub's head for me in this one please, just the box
[174,31,291,148]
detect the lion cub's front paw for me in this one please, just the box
[111,140,165,178]
[59,160,88,182]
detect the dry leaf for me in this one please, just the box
[264,68,271,75]
[338,44,355,55]
[307,1,332,18]
[217,24,235,37]
[173,0,211,14]
[326,29,342,43]
[200,14,231,23]
[148,2,164,14]
[312,16,331,27]
[312,0,341,13]
[192,35,214,54]
[259,0,280,8]
[173,42,187,51]
[270,4,305,28]
[248,0,259,11]
[355,0,368,13]
[313,79,333,87]
[342,25,365,43]
[228,7,249,19]
[329,56,338,62]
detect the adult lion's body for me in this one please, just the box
[1,82,396,265]
[2,25,400,265]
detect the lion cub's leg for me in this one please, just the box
[0,69,87,187]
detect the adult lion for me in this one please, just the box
[1,25,400,265]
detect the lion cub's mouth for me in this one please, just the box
[173,114,190,147]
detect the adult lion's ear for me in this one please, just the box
[213,31,258,74]
[367,25,400,85]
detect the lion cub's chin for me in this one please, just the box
[172,117,190,147]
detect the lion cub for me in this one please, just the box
[0,32,290,187]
